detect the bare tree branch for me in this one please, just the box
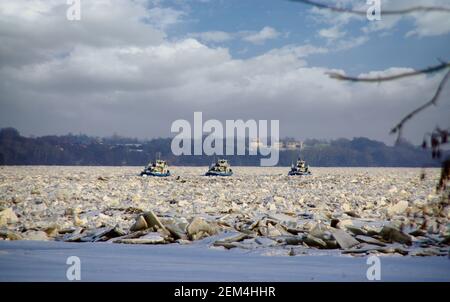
[391,69,450,143]
[289,0,450,15]
[289,0,450,194]
[327,62,450,82]
[323,61,450,143]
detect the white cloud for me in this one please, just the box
[242,26,281,44]
[145,7,186,30]
[335,35,369,51]
[189,31,233,43]
[319,26,347,41]
[188,26,284,45]
[2,32,447,142]
[308,0,450,38]
[405,11,450,37]
[267,44,329,58]
[0,0,184,67]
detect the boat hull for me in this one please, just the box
[205,171,233,177]
[140,171,171,177]
[288,171,311,176]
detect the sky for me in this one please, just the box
[0,0,449,144]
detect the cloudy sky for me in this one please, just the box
[0,0,449,144]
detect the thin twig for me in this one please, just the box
[327,62,450,82]
[289,0,450,15]
[390,69,450,143]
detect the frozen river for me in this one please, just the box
[0,166,448,281]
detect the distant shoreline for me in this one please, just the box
[1,128,445,167]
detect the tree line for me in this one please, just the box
[0,128,441,167]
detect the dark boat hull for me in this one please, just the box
[288,171,311,176]
[205,171,233,177]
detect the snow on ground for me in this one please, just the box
[0,239,449,282]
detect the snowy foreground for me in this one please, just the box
[0,239,449,282]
